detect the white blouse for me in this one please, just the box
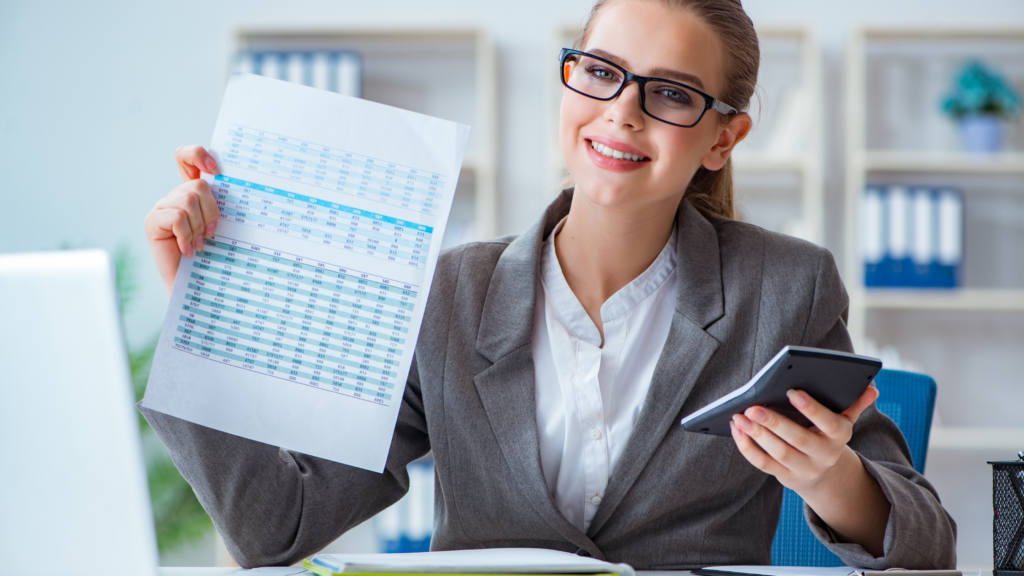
[532,219,678,532]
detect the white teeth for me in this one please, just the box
[590,140,645,162]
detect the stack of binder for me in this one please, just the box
[862,185,963,288]
[234,50,363,97]
[375,459,434,553]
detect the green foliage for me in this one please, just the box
[942,60,1021,120]
[114,243,214,553]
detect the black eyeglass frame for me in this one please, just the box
[559,48,739,128]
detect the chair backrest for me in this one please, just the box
[770,368,937,566]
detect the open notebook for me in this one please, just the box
[303,548,635,576]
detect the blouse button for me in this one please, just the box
[589,428,602,440]
[591,495,602,506]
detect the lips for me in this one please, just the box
[586,135,650,161]
[583,136,651,173]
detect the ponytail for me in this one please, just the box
[685,158,737,220]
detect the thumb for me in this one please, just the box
[841,384,879,424]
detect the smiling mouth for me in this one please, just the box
[588,139,649,162]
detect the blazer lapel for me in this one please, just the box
[472,191,603,557]
[587,199,725,538]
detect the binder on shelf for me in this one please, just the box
[235,50,363,97]
[375,459,434,553]
[862,185,963,288]
[863,187,888,287]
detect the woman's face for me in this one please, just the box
[559,0,741,209]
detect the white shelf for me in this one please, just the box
[864,150,1024,174]
[929,426,1024,450]
[864,288,1024,311]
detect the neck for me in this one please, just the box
[553,188,682,340]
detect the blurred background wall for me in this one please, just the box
[2,0,1023,569]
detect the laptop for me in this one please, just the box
[0,249,160,576]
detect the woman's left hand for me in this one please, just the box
[729,385,878,494]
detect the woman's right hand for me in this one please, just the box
[144,146,222,297]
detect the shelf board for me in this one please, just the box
[929,426,1024,450]
[864,288,1024,311]
[864,150,1024,174]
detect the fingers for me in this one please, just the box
[730,421,789,478]
[785,389,853,441]
[148,179,219,256]
[146,208,197,257]
[733,410,817,478]
[175,145,220,183]
[731,386,880,491]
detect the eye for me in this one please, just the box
[653,85,696,107]
[586,65,620,83]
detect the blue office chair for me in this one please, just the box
[770,368,937,566]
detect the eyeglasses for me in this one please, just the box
[559,48,738,128]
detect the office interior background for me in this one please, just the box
[2,0,1023,569]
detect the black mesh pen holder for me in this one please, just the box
[991,454,1024,576]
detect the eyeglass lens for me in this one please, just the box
[563,53,707,126]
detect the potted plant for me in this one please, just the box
[941,61,1021,153]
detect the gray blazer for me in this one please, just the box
[141,191,956,570]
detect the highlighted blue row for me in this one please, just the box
[214,175,434,233]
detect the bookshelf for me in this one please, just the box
[229,25,498,247]
[546,25,824,244]
[844,26,1024,366]
[845,27,1024,568]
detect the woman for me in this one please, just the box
[142,0,956,569]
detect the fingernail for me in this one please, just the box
[730,421,741,439]
[195,238,204,253]
[787,389,808,407]
[205,158,219,174]
[748,407,767,422]
[205,223,216,238]
[733,414,752,431]
[185,245,194,258]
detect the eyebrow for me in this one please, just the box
[588,48,706,90]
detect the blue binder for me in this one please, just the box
[863,185,962,288]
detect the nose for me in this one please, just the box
[603,81,645,129]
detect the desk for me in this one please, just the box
[155,565,692,569]
[153,565,991,569]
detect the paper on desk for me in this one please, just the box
[703,567,855,576]
[308,548,635,576]
[144,72,469,472]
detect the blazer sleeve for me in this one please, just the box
[137,356,430,568]
[798,248,957,569]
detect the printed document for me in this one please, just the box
[144,73,470,472]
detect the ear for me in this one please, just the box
[700,112,752,171]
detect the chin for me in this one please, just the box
[572,176,648,208]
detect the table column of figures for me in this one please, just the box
[171,238,418,407]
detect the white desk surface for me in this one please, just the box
[155,565,692,569]
[153,565,991,569]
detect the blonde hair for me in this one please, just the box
[570,0,760,220]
